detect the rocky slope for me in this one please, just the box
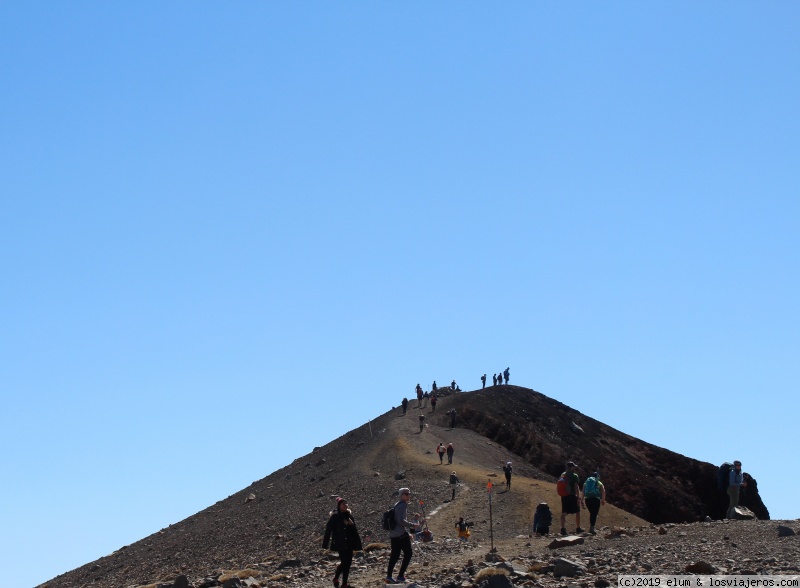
[40,387,778,588]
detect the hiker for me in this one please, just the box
[401,397,408,416]
[446,443,454,464]
[418,413,425,433]
[727,460,746,518]
[437,443,445,464]
[430,394,437,412]
[449,471,460,500]
[432,380,437,392]
[422,390,429,407]
[582,471,606,534]
[559,461,585,535]
[416,386,422,408]
[492,374,497,386]
[533,502,553,536]
[386,487,415,584]
[503,367,510,384]
[455,516,471,541]
[448,408,457,429]
[323,497,363,588]
[481,373,487,388]
[503,461,513,490]
[451,379,456,390]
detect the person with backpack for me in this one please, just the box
[416,386,423,408]
[386,487,415,584]
[533,502,553,535]
[430,394,437,412]
[502,461,513,490]
[481,373,487,388]
[401,397,408,416]
[448,408,457,429]
[582,472,606,534]
[492,373,497,386]
[727,460,746,518]
[503,367,510,384]
[323,497,363,588]
[418,413,425,433]
[455,516,471,541]
[558,461,585,535]
[446,443,454,465]
[449,471,460,500]
[437,443,446,464]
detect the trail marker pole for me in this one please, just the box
[487,481,495,553]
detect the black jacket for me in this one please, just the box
[323,510,363,552]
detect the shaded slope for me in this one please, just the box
[443,386,769,523]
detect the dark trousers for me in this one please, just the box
[505,475,511,489]
[336,549,353,584]
[387,533,412,578]
[585,497,601,527]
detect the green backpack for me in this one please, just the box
[584,476,601,499]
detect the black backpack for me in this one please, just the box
[717,462,733,491]
[382,505,397,531]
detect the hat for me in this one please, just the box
[335,497,347,506]
[566,461,577,468]
[507,461,512,465]
[399,487,410,496]
[452,471,457,475]
[591,471,599,478]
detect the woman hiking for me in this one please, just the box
[323,497,363,588]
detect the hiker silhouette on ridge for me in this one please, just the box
[481,374,486,388]
[503,367,510,384]
[401,397,408,416]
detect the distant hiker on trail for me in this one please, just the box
[448,408,457,429]
[583,471,606,534]
[451,379,457,390]
[455,516,471,541]
[430,394,437,412]
[401,397,408,416]
[418,413,425,433]
[386,487,415,584]
[446,443,454,464]
[422,390,429,408]
[416,386,423,408]
[727,460,746,519]
[492,374,497,386]
[323,496,363,588]
[432,380,437,392]
[503,461,513,490]
[449,471,460,500]
[558,461,585,535]
[437,443,445,464]
[503,367,510,384]
[533,502,553,536]
[481,373,487,388]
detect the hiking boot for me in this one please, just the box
[589,526,596,535]
[385,579,398,585]
[576,527,585,534]
[560,527,568,536]
[333,578,340,588]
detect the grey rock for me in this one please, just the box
[733,506,756,520]
[548,535,585,549]
[395,471,406,480]
[778,525,797,537]
[479,573,514,588]
[174,576,190,588]
[686,561,716,574]
[277,558,302,569]
[554,558,587,577]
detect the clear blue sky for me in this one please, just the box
[2,3,798,586]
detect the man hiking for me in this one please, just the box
[481,373,487,388]
[446,443,454,465]
[559,461,585,535]
[401,397,408,416]
[386,488,415,584]
[436,443,445,464]
[503,461,513,490]
[727,460,746,518]
[449,471,460,500]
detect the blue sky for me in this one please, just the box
[2,3,798,586]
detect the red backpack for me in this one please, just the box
[556,473,570,497]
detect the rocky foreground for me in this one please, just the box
[73,519,799,588]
